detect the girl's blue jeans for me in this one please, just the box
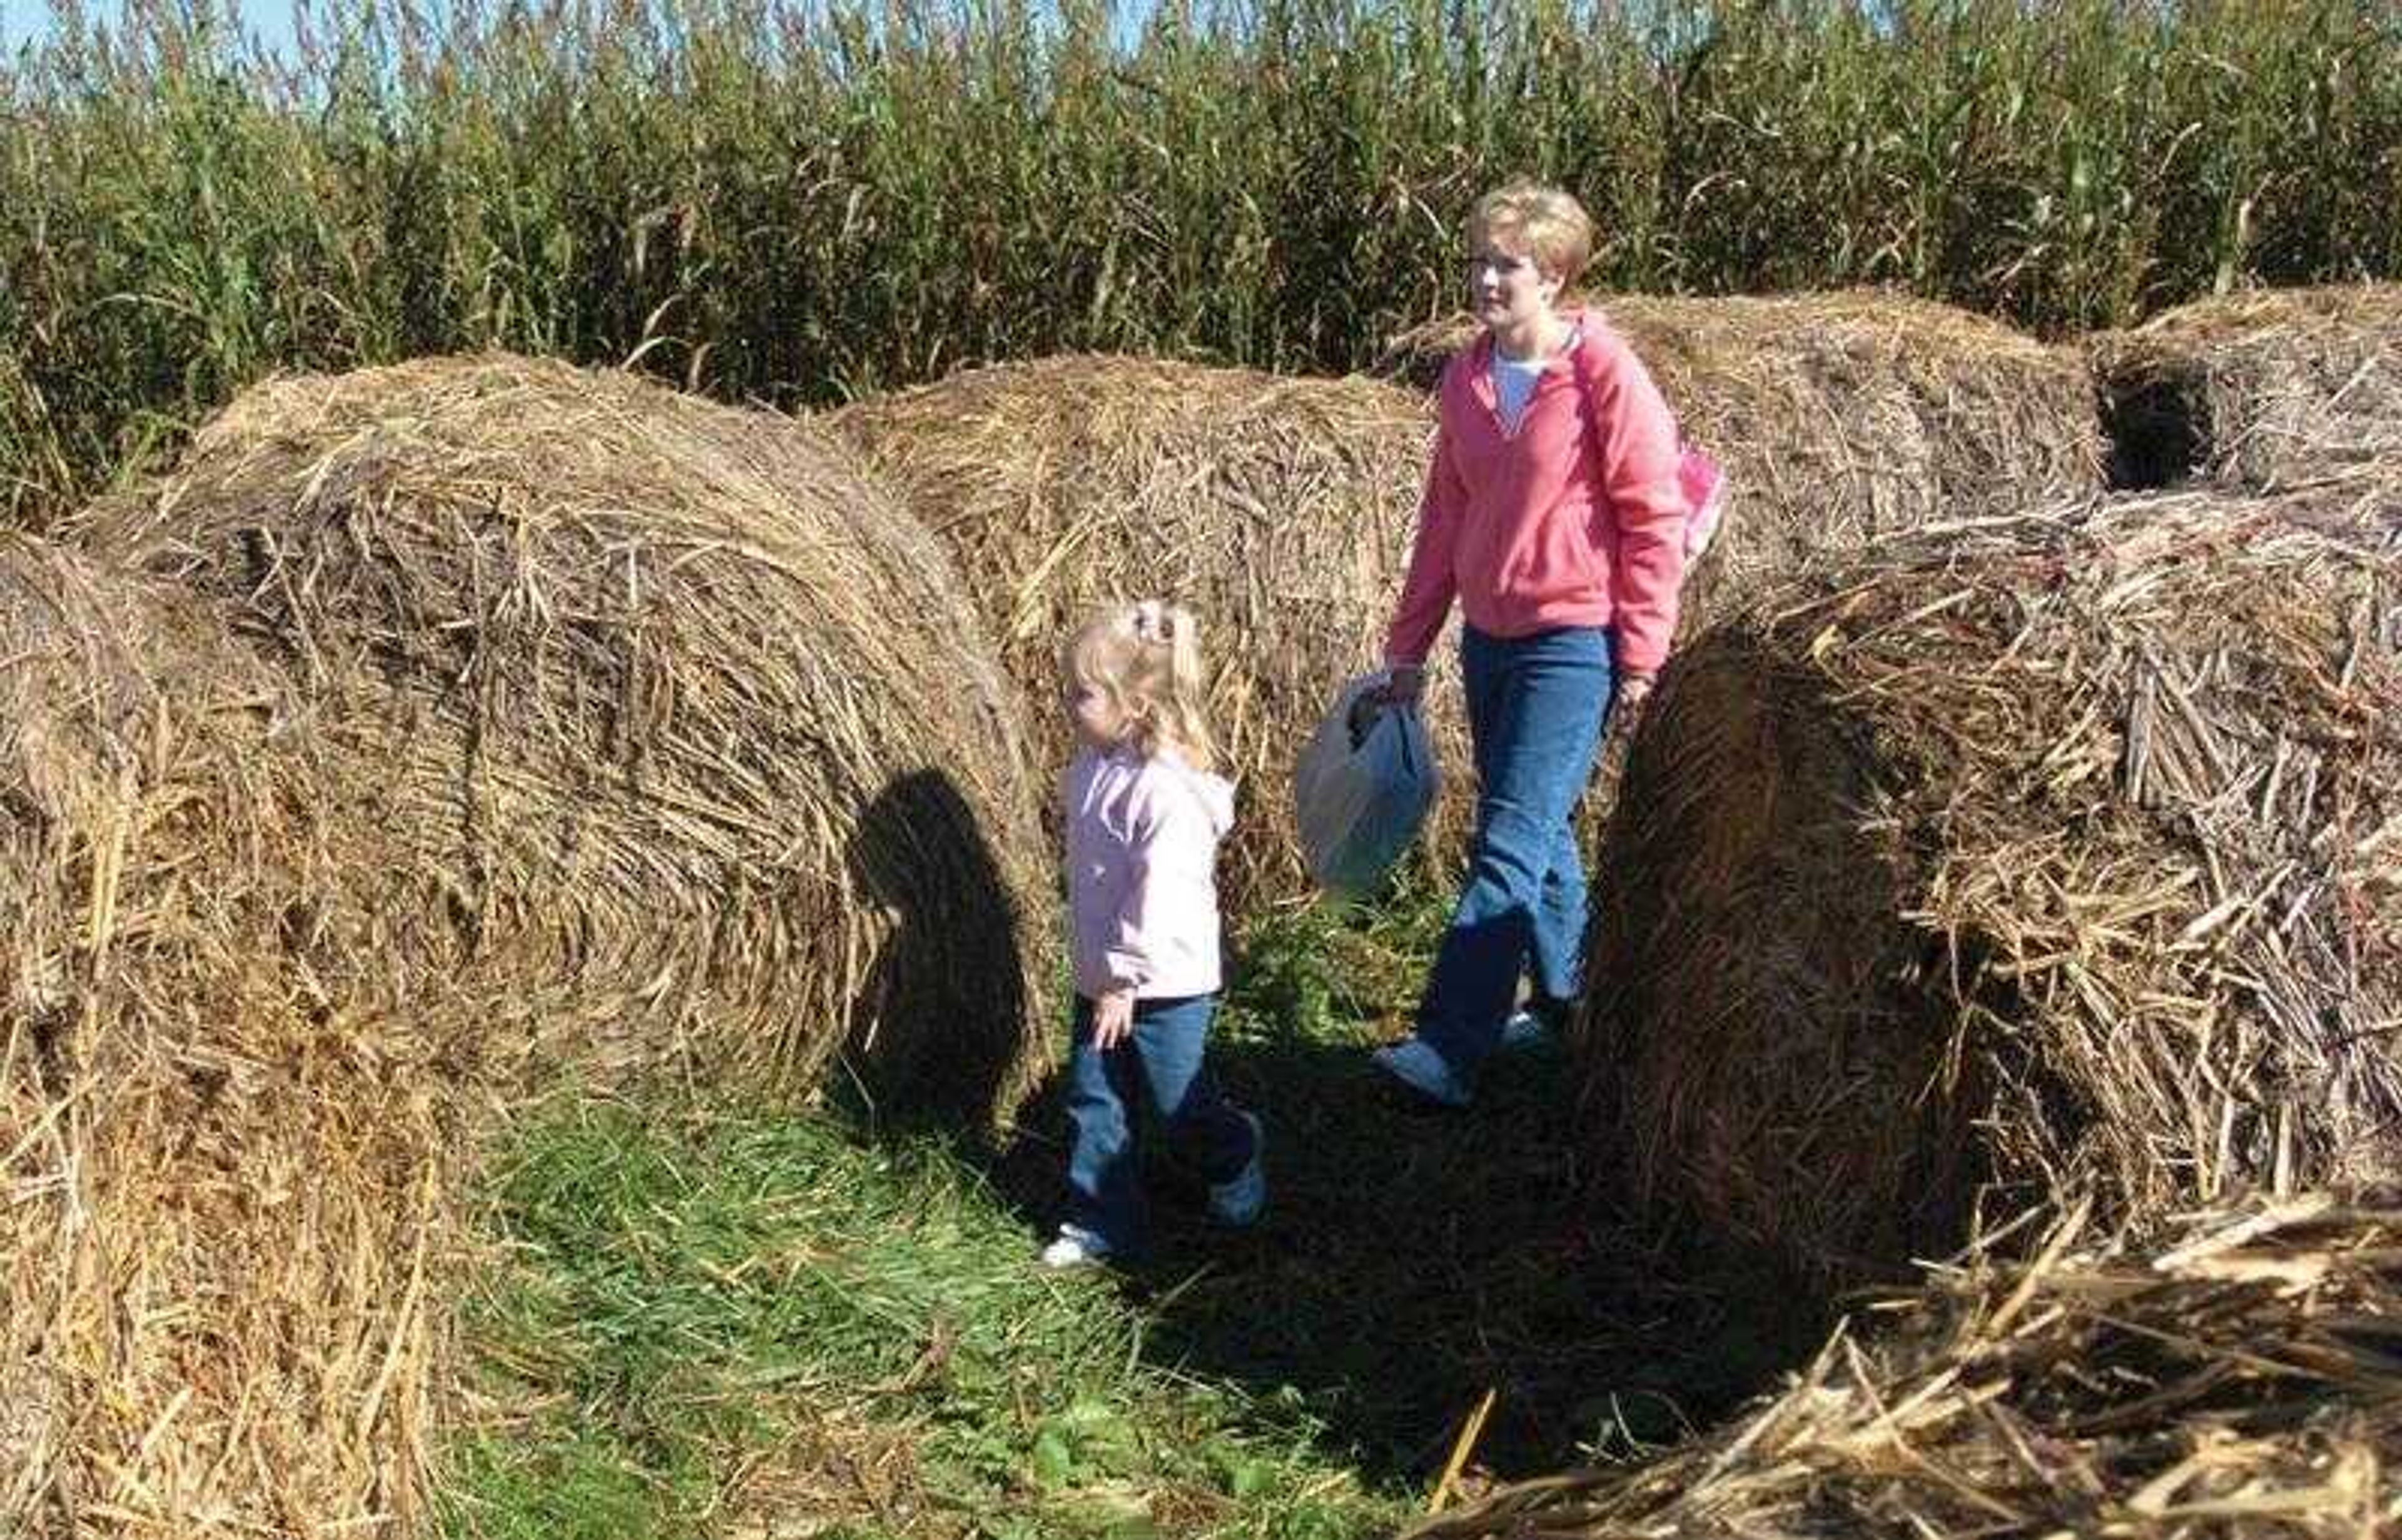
[1414,624,1617,1076]
[1064,992,1255,1252]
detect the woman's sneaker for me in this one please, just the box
[1498,995,1576,1053]
[1371,1036,1472,1108]
[1497,1010,1552,1053]
[1207,1112,1267,1227]
[1039,1225,1113,1270]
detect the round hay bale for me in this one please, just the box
[81,353,1055,1127]
[1376,291,2107,624]
[825,355,1449,908]
[2092,282,2402,491]
[1579,478,2402,1289]
[1402,1190,2402,1540]
[1,534,457,1536]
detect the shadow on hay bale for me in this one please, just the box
[845,768,1037,1115]
[1579,475,2402,1292]
[826,355,1453,907]
[1403,1190,2402,1540]
[79,352,1054,1130]
[1376,290,2104,621]
[2091,282,2402,492]
[2,535,457,1536]
[2085,278,2402,490]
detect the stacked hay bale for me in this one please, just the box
[1580,482,2402,1289]
[1376,290,2106,622]
[1404,1190,2402,1540]
[13,353,1057,1535]
[1381,291,2106,845]
[84,353,1055,1123]
[2092,283,2402,490]
[827,355,1444,906]
[1,535,457,1536]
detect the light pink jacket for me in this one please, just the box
[1064,744,1235,1000]
[1384,312,1689,676]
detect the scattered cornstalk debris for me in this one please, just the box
[1401,1190,2402,1540]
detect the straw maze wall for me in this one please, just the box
[1569,289,2402,1297]
[4,286,2399,1536]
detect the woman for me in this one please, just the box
[1364,181,1692,1109]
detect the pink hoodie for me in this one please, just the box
[1384,312,1688,676]
[1064,744,1235,1000]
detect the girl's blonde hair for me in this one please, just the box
[1065,599,1218,771]
[1468,180,1596,293]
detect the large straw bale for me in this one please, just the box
[1377,291,2106,622]
[1405,1190,2402,1540]
[13,352,1063,1537]
[1382,293,2104,848]
[2093,283,2402,491]
[826,355,1446,906]
[82,353,1054,1125]
[2,535,459,1536]
[1579,477,2402,1289]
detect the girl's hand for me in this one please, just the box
[1093,986,1137,1050]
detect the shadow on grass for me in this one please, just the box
[946,908,1834,1494]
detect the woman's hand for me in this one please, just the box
[1092,985,1137,1050]
[1349,663,1426,739]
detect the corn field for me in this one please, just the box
[3,0,2398,527]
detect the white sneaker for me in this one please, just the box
[1497,1009,1560,1053]
[1039,1225,1112,1270]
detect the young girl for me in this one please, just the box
[1046,599,1264,1269]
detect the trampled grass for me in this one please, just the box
[444,1103,1391,1539]
[442,879,1824,1538]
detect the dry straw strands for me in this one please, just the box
[1376,290,2106,621]
[828,355,1446,905]
[14,353,1057,1534]
[2,536,455,1536]
[81,352,1055,1127]
[1402,1191,2402,1540]
[1580,478,2402,1289]
[2094,284,2402,492]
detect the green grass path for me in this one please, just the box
[439,895,1822,1538]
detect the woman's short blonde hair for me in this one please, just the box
[1468,181,1595,290]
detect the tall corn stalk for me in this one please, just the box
[2,0,2395,527]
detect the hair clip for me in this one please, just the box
[1132,599,1172,642]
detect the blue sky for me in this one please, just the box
[2,1,1171,57]
[3,1,304,54]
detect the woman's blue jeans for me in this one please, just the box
[1414,624,1616,1076]
[1064,993,1254,1252]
